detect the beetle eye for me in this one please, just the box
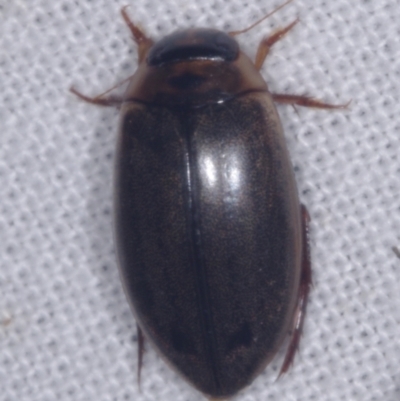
[148,29,239,66]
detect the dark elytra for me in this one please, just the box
[70,1,346,399]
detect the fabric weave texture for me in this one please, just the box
[1,1,400,400]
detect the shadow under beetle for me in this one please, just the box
[71,1,346,399]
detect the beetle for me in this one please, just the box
[71,1,346,399]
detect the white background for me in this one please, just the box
[1,0,400,400]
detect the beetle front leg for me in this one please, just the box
[121,6,154,63]
[253,17,349,110]
[254,19,299,70]
[70,7,154,107]
[279,204,312,375]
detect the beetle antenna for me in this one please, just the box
[229,0,293,36]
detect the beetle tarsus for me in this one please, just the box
[279,204,312,376]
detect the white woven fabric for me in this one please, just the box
[2,0,400,400]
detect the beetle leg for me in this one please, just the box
[279,204,312,376]
[121,6,154,63]
[272,94,351,109]
[137,324,145,389]
[69,85,127,107]
[254,19,299,70]
[69,7,155,107]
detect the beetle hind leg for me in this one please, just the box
[279,204,312,376]
[272,94,350,109]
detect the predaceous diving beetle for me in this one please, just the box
[71,1,346,398]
